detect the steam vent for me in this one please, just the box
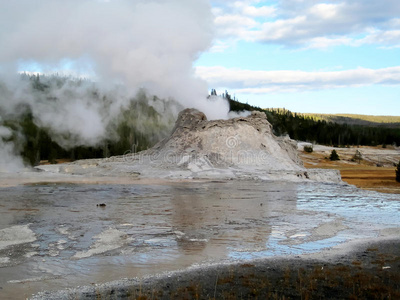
[39,108,342,183]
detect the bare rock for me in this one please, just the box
[148,108,303,171]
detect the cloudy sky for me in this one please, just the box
[195,0,400,115]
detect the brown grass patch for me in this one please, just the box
[300,148,400,194]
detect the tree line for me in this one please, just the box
[4,98,172,166]
[227,94,400,147]
[1,74,178,166]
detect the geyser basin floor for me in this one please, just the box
[0,177,399,299]
[33,239,400,299]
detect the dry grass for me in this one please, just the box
[106,254,400,300]
[299,146,400,194]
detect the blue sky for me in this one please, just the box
[195,0,400,115]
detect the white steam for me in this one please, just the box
[228,110,252,118]
[0,0,226,116]
[0,125,25,172]
[0,0,232,171]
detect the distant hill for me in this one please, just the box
[301,113,400,128]
[227,100,400,146]
[265,109,400,128]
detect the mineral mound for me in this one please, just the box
[148,108,302,169]
[38,108,342,182]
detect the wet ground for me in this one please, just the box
[0,178,400,299]
[35,239,400,299]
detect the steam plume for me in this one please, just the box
[0,0,230,172]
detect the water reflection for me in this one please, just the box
[0,180,399,299]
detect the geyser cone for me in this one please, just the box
[148,108,304,170]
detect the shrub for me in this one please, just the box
[303,145,313,153]
[396,161,400,183]
[329,149,340,161]
[352,150,362,164]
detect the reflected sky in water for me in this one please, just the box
[0,180,399,299]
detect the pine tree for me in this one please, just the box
[329,149,340,161]
[303,145,313,153]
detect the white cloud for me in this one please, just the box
[215,14,258,28]
[305,36,355,49]
[231,1,276,17]
[209,40,232,53]
[213,6,260,40]
[212,1,276,40]
[195,65,400,93]
[309,3,340,19]
[243,5,276,17]
[212,0,400,48]
[360,29,400,47]
[387,18,400,27]
[255,16,308,43]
